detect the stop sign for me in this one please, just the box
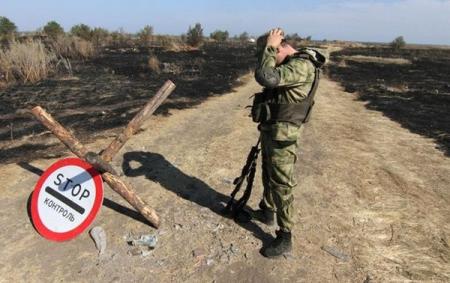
[31,158,104,241]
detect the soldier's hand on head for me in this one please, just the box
[267,28,285,48]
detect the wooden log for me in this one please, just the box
[102,173,160,227]
[30,106,160,228]
[31,106,88,158]
[85,151,118,175]
[101,80,176,162]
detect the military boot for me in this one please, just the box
[262,230,292,258]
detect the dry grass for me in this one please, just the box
[50,35,96,60]
[162,38,181,51]
[147,55,160,73]
[155,35,191,52]
[0,37,90,87]
[0,40,56,84]
[342,55,411,65]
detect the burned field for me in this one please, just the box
[327,47,450,156]
[0,43,256,163]
[1,42,450,282]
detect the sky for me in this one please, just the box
[1,0,450,44]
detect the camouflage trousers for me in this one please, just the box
[259,122,301,232]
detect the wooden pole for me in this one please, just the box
[31,106,160,228]
[101,80,176,162]
[102,173,159,226]
[31,107,88,158]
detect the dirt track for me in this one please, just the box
[0,73,449,282]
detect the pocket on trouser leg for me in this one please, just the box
[269,142,298,188]
[269,123,301,142]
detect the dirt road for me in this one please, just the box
[1,74,449,282]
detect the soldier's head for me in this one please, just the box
[256,30,297,65]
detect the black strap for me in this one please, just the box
[225,139,260,217]
[303,67,321,123]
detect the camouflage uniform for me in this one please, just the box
[255,45,316,232]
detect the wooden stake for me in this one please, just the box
[31,106,88,157]
[31,106,160,228]
[102,173,159,227]
[101,80,176,162]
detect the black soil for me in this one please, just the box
[0,43,257,163]
[327,47,450,156]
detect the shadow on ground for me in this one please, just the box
[122,151,273,245]
[327,47,450,156]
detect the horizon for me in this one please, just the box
[2,0,450,45]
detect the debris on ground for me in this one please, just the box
[126,233,158,257]
[222,178,234,185]
[128,234,158,248]
[321,245,350,262]
[192,248,206,258]
[192,247,206,267]
[128,247,152,257]
[206,258,214,266]
[90,226,107,255]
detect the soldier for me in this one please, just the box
[251,28,325,257]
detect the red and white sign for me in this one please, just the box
[31,158,103,241]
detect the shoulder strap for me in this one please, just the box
[308,67,320,101]
[292,48,326,69]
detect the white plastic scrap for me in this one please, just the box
[90,226,107,255]
[129,234,158,249]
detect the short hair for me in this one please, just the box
[256,33,269,57]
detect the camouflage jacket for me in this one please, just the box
[255,46,316,140]
[255,46,316,104]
